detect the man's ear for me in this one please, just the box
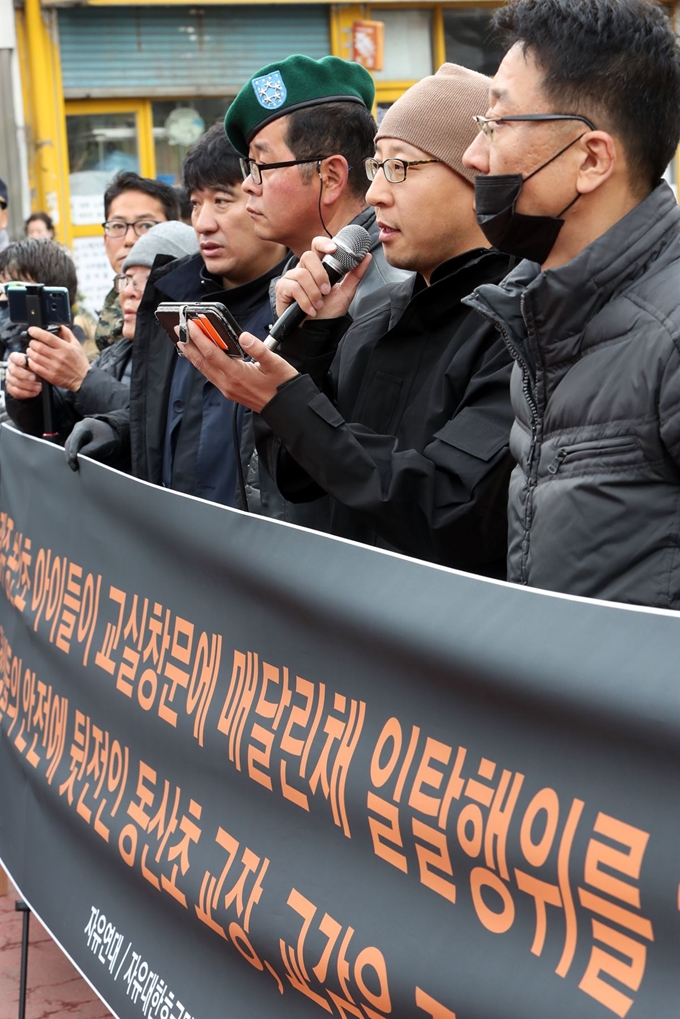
[576,131,617,195]
[318,155,349,203]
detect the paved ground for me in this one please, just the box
[0,870,113,1019]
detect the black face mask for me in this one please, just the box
[474,134,585,264]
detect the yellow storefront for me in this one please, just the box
[16,0,505,306]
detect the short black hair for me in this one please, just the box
[103,171,180,221]
[0,239,78,305]
[182,123,242,193]
[174,185,193,222]
[25,212,55,235]
[493,0,680,193]
[284,102,377,200]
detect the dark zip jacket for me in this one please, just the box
[464,182,680,607]
[97,251,288,508]
[258,247,514,574]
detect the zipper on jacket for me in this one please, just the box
[547,448,567,474]
[463,292,539,586]
[547,439,639,475]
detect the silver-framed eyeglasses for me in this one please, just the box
[239,156,330,186]
[364,157,441,184]
[113,272,150,294]
[473,113,597,141]
[102,219,161,238]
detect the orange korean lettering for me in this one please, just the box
[415,987,457,1019]
[519,788,560,868]
[579,920,647,1018]
[367,791,408,873]
[470,867,515,934]
[584,813,649,908]
[412,819,456,904]
[514,870,562,956]
[408,737,451,817]
[247,723,274,790]
[127,761,157,830]
[370,717,402,788]
[354,945,391,1017]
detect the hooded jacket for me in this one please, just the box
[464,182,680,608]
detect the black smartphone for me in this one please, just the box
[155,302,246,359]
[5,283,72,329]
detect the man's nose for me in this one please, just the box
[193,205,216,233]
[241,174,260,197]
[365,170,391,208]
[462,133,489,175]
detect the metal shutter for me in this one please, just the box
[59,6,331,98]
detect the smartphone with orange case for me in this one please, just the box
[155,302,247,358]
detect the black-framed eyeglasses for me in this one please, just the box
[113,271,150,294]
[473,113,597,141]
[102,219,161,239]
[364,157,441,184]
[239,156,330,186]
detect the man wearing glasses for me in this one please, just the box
[4,172,179,425]
[181,65,516,575]
[65,126,289,510]
[94,172,180,353]
[461,0,680,607]
[225,54,409,308]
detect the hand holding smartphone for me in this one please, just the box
[3,282,71,440]
[155,302,247,359]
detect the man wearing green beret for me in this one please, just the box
[225,54,409,302]
[181,64,517,576]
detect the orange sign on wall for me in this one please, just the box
[352,20,385,72]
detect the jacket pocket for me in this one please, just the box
[547,436,639,475]
[308,392,345,428]
[433,408,511,462]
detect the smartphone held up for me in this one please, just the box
[155,302,247,359]
[5,282,72,332]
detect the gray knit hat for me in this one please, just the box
[375,63,490,184]
[123,221,198,271]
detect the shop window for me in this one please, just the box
[152,99,234,185]
[373,10,433,81]
[443,7,504,76]
[66,112,139,225]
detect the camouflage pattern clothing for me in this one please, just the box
[93,286,124,354]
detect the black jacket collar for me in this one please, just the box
[152,250,288,321]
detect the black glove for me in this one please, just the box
[64,418,118,472]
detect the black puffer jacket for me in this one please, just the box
[464,182,680,608]
[5,335,131,445]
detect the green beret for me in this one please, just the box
[225,55,375,156]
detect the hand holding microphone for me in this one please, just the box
[267,225,372,351]
[177,225,372,414]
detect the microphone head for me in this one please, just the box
[324,224,372,275]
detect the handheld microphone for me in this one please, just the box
[264,224,372,351]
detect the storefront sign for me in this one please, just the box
[352,20,385,71]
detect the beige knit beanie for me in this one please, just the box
[375,63,491,184]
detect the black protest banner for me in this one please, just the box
[0,424,679,1019]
